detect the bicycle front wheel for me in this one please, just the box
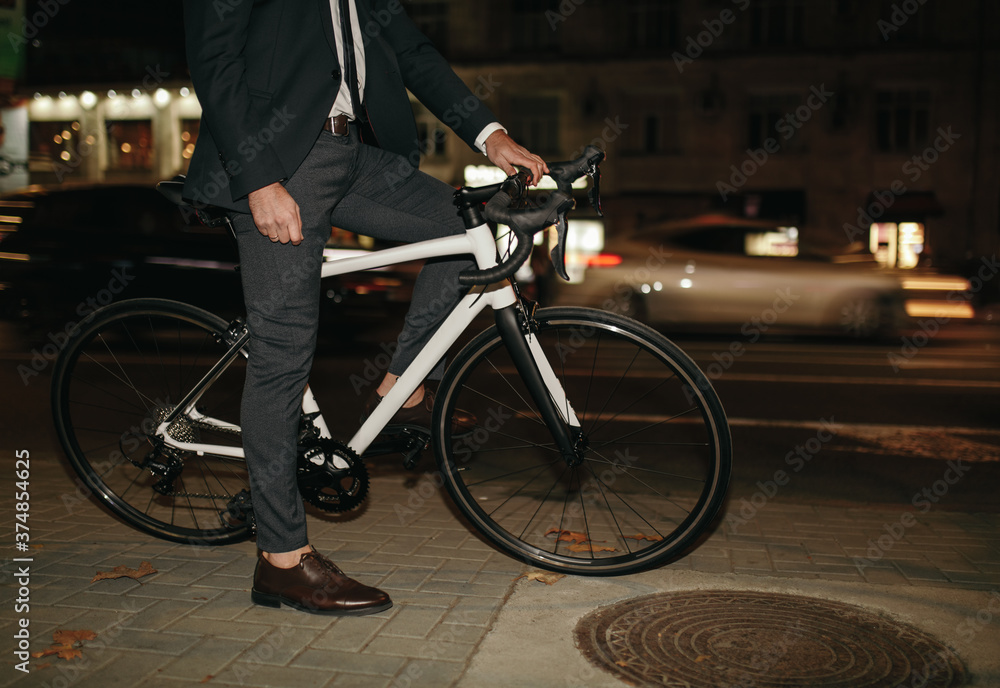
[51,298,251,545]
[434,307,731,575]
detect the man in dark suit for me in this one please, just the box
[183,0,547,615]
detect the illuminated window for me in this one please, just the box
[29,121,82,168]
[869,221,925,268]
[106,120,153,171]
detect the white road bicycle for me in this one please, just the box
[51,146,732,575]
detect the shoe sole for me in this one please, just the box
[251,589,393,616]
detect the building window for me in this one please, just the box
[411,102,447,159]
[624,94,679,155]
[29,120,83,169]
[878,0,933,42]
[509,96,560,157]
[747,94,806,153]
[407,1,450,53]
[875,90,930,153]
[511,0,560,52]
[749,0,804,46]
[106,120,153,171]
[627,0,680,51]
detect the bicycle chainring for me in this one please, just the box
[296,438,369,512]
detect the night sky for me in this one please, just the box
[24,0,187,86]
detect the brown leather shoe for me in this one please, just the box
[363,383,476,435]
[251,547,392,616]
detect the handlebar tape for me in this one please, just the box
[458,190,575,286]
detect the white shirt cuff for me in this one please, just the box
[475,122,507,155]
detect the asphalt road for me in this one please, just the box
[2,317,998,515]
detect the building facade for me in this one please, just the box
[16,0,1000,273]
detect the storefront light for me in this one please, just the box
[153,88,171,108]
[57,91,67,99]
[79,91,97,109]
[131,89,142,98]
[180,87,191,97]
[108,90,118,99]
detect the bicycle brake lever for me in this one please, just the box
[550,211,571,281]
[587,163,603,217]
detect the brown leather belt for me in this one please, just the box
[323,114,351,136]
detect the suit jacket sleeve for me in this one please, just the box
[375,0,498,151]
[183,0,286,202]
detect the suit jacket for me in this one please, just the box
[182,0,498,212]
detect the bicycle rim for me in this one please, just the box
[51,298,251,545]
[434,307,731,575]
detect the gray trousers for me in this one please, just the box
[230,126,472,553]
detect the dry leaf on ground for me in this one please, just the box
[544,528,590,544]
[624,533,664,542]
[30,630,97,660]
[515,571,566,585]
[91,561,157,583]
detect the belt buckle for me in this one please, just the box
[326,115,350,137]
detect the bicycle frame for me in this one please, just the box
[153,221,581,460]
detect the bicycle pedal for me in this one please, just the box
[399,429,431,470]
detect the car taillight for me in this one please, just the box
[585,253,622,268]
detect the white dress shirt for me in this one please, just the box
[329,0,503,154]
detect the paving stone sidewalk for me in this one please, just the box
[1,451,998,688]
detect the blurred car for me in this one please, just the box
[548,214,973,338]
[0,183,416,342]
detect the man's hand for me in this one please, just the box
[248,182,303,245]
[484,130,549,186]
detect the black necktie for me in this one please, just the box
[339,0,364,121]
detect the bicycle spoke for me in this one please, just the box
[54,301,251,545]
[437,309,730,574]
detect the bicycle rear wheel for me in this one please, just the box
[433,307,731,575]
[51,298,251,545]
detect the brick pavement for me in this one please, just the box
[2,451,998,687]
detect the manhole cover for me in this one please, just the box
[575,591,967,687]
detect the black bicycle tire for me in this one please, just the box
[51,297,251,545]
[433,306,731,576]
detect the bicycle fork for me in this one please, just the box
[494,304,585,467]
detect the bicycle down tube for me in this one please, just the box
[152,220,581,462]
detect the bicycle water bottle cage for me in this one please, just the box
[544,146,605,281]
